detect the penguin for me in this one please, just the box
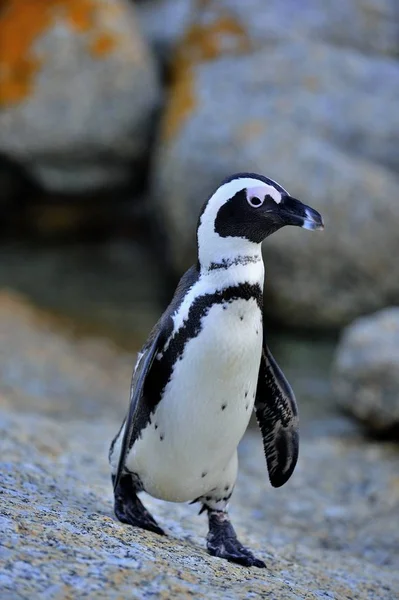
[109,172,324,568]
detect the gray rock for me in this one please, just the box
[0,0,160,193]
[1,408,398,597]
[0,240,166,354]
[151,1,399,329]
[1,294,399,597]
[135,0,196,65]
[333,308,399,434]
[0,290,133,421]
[187,0,399,57]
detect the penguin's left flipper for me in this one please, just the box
[255,344,299,488]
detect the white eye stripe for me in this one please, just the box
[246,185,278,208]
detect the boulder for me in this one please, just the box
[135,0,196,66]
[333,308,399,435]
[0,241,167,347]
[0,0,160,192]
[151,0,399,329]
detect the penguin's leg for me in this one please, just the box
[200,454,266,568]
[112,474,165,536]
[204,505,265,568]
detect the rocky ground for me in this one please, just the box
[1,294,398,599]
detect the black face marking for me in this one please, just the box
[160,435,164,441]
[240,316,244,321]
[202,472,207,478]
[214,190,284,243]
[246,404,249,410]
[245,391,248,398]
[154,424,158,429]
[196,171,286,249]
[224,486,229,491]
[221,403,227,411]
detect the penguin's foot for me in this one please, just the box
[206,510,266,568]
[113,474,165,536]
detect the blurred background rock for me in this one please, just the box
[1,1,398,597]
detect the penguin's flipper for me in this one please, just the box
[254,344,299,488]
[113,328,163,492]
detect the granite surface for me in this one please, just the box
[1,294,399,599]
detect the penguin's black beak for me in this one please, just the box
[279,196,324,231]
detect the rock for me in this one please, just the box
[1,407,398,597]
[1,293,399,597]
[332,308,399,435]
[135,0,196,66]
[138,0,399,60]
[0,291,133,420]
[0,0,160,193]
[184,0,398,57]
[0,240,167,347]
[151,0,399,329]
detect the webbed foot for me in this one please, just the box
[206,510,265,568]
[113,474,165,536]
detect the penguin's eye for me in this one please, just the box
[247,195,264,208]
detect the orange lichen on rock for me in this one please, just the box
[0,1,50,106]
[161,13,251,143]
[90,32,117,57]
[0,0,117,107]
[61,0,95,32]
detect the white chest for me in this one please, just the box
[127,297,263,501]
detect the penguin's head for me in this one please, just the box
[197,172,324,267]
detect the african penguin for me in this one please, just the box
[109,172,324,568]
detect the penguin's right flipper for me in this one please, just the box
[255,344,299,488]
[112,265,200,493]
[113,327,164,493]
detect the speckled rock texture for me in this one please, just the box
[0,0,160,192]
[333,308,399,435]
[1,294,399,598]
[151,0,399,330]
